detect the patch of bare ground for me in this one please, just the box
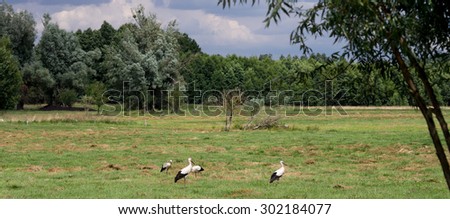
[18,143,46,152]
[353,144,439,173]
[339,143,371,151]
[399,164,424,172]
[356,159,378,171]
[304,159,316,165]
[105,164,123,171]
[25,165,43,172]
[138,164,159,170]
[267,146,288,154]
[287,170,308,179]
[204,162,245,180]
[289,145,323,157]
[0,130,32,145]
[96,161,125,171]
[52,144,92,153]
[236,145,259,152]
[372,144,435,159]
[186,136,199,141]
[229,169,265,181]
[47,166,83,173]
[89,144,110,149]
[205,145,227,153]
[22,165,84,173]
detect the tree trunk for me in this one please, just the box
[224,91,233,132]
[17,85,28,110]
[399,37,450,154]
[418,68,450,152]
[224,89,241,131]
[392,44,450,190]
[225,110,232,131]
[16,100,24,110]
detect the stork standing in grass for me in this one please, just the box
[191,165,204,177]
[174,157,194,184]
[270,161,287,184]
[160,160,172,174]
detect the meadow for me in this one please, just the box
[1,106,450,198]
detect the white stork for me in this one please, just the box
[191,165,204,177]
[270,161,287,184]
[160,160,173,174]
[174,157,194,184]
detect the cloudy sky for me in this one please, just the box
[9,0,342,57]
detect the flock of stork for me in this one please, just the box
[160,158,287,184]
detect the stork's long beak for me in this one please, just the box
[191,160,195,165]
[283,163,288,166]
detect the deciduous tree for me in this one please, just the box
[220,0,450,189]
[0,37,22,109]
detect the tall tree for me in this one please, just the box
[0,37,22,109]
[176,32,202,55]
[104,5,181,111]
[99,21,117,46]
[0,1,36,65]
[36,14,93,105]
[220,0,450,189]
[20,58,54,105]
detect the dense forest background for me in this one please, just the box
[1,2,449,111]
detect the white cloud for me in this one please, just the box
[176,10,271,46]
[49,0,272,47]
[12,0,341,56]
[52,0,154,30]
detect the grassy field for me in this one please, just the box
[1,106,450,198]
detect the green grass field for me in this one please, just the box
[1,106,450,198]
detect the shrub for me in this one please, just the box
[58,89,78,107]
[244,116,284,130]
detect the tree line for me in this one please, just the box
[1,2,449,111]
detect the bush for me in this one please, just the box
[85,81,107,114]
[58,89,78,107]
[244,116,284,130]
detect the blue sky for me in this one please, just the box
[9,0,342,57]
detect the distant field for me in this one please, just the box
[1,106,450,198]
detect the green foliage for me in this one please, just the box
[36,14,95,105]
[219,0,450,189]
[21,59,54,104]
[0,37,22,109]
[85,81,107,114]
[180,52,423,107]
[102,5,181,110]
[57,89,78,107]
[75,22,118,52]
[1,2,447,109]
[176,32,201,55]
[76,28,101,52]
[0,2,36,65]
